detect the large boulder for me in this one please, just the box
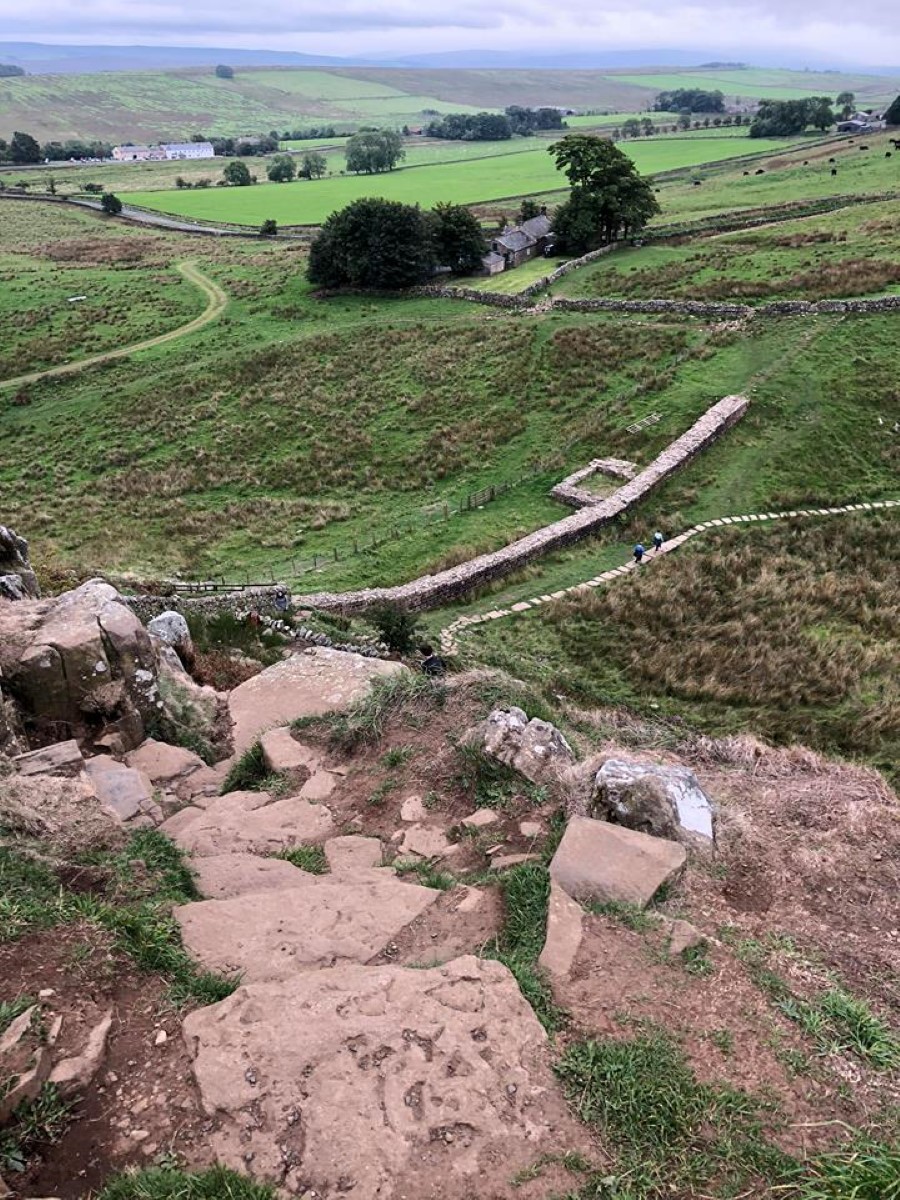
[465,706,576,785]
[183,956,587,1198]
[592,758,715,845]
[549,815,686,908]
[228,647,406,753]
[0,525,39,601]
[147,610,194,665]
[0,580,159,750]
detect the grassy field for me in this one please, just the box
[122,134,808,226]
[613,66,898,104]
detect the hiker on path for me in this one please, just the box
[274,588,289,614]
[653,531,664,552]
[633,543,645,564]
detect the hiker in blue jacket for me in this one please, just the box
[633,543,645,564]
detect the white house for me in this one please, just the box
[112,145,165,162]
[161,142,215,160]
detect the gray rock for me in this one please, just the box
[147,611,193,663]
[592,759,715,845]
[0,525,39,599]
[466,706,575,785]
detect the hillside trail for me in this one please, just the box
[439,498,900,654]
[0,260,227,393]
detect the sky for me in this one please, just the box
[1,0,898,69]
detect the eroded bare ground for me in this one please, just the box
[3,669,899,1197]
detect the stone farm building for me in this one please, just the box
[111,142,215,162]
[483,212,555,274]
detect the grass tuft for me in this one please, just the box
[220,741,269,794]
[274,845,329,874]
[96,1165,277,1200]
[393,858,455,890]
[328,673,446,752]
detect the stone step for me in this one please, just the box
[160,788,334,857]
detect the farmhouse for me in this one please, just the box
[112,144,166,162]
[161,141,215,160]
[482,210,555,274]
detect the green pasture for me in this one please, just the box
[611,66,900,104]
[123,135,804,226]
[235,70,410,100]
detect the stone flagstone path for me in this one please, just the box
[439,499,900,655]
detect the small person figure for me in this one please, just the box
[419,643,446,677]
[633,543,645,564]
[653,531,664,552]
[274,588,289,614]
[248,608,261,629]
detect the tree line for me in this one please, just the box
[749,97,836,137]
[653,89,726,113]
[424,105,565,141]
[0,131,114,163]
[0,63,25,77]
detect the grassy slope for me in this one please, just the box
[123,135,805,225]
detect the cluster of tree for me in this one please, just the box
[222,161,257,186]
[0,131,41,163]
[281,125,339,141]
[0,64,26,77]
[307,199,486,289]
[345,129,405,174]
[175,176,212,189]
[886,94,900,125]
[425,105,564,141]
[41,138,113,161]
[611,114,747,138]
[653,89,725,113]
[749,97,834,137]
[266,151,327,181]
[214,64,234,79]
[548,134,660,254]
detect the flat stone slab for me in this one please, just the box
[160,789,334,857]
[549,816,686,908]
[259,726,321,775]
[461,808,499,829]
[191,853,311,900]
[13,739,83,777]
[298,770,339,801]
[228,648,406,753]
[324,835,383,874]
[538,881,584,982]
[124,738,206,787]
[399,824,456,859]
[175,875,440,982]
[83,755,154,822]
[182,955,585,1199]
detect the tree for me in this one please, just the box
[677,109,692,131]
[266,154,296,183]
[10,131,40,164]
[223,160,252,186]
[366,602,422,655]
[345,129,405,174]
[654,88,725,113]
[299,151,327,179]
[259,219,278,237]
[100,192,123,215]
[214,64,234,79]
[519,198,540,222]
[622,118,642,139]
[307,197,435,290]
[428,202,486,274]
[0,64,26,77]
[548,134,659,252]
[885,94,900,126]
[750,97,834,137]
[836,91,855,119]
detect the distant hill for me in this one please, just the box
[0,42,359,74]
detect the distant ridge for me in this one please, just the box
[0,42,361,74]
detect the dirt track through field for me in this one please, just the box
[0,260,227,393]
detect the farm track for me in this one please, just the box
[0,261,227,392]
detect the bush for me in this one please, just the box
[260,218,278,237]
[366,601,422,654]
[100,192,123,215]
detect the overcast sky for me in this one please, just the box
[1,0,898,68]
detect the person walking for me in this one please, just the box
[633,543,645,564]
[653,530,664,552]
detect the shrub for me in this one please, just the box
[366,601,422,654]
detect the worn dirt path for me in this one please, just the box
[0,260,227,393]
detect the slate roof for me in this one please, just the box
[494,229,536,254]
[520,214,553,240]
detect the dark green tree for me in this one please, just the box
[548,134,659,253]
[621,118,641,138]
[223,160,252,186]
[307,197,435,290]
[345,129,405,174]
[214,64,234,78]
[100,192,123,215]
[428,202,486,274]
[885,94,900,125]
[366,602,423,654]
[836,91,855,119]
[10,131,40,164]
[519,198,540,222]
[259,218,278,237]
[299,150,327,179]
[266,154,296,182]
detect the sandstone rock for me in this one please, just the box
[0,525,39,600]
[519,820,542,838]
[175,875,439,982]
[298,770,338,801]
[490,853,539,869]
[49,1011,113,1099]
[549,816,686,908]
[124,739,206,789]
[465,706,575,784]
[592,759,714,844]
[0,1006,51,1123]
[191,853,311,900]
[160,790,334,857]
[259,727,320,775]
[183,956,585,1199]
[146,611,193,663]
[399,794,427,823]
[83,756,155,823]
[664,918,706,958]
[13,740,83,778]
[324,835,383,874]
[539,881,584,981]
[399,824,455,859]
[0,580,158,750]
[228,648,405,753]
[461,809,499,829]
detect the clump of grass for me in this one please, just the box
[220,741,268,794]
[485,862,565,1034]
[556,1030,793,1197]
[275,845,328,875]
[680,941,714,978]
[779,987,900,1070]
[779,1135,900,1200]
[96,1165,277,1200]
[454,742,546,811]
[0,996,36,1036]
[0,1083,73,1175]
[328,673,446,752]
[381,744,414,769]
[393,858,455,890]
[587,898,657,933]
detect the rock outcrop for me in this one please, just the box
[182,955,586,1198]
[592,758,715,845]
[0,525,39,601]
[465,706,576,785]
[147,610,194,665]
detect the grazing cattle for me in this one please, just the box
[887,152,893,158]
[693,180,702,186]
[755,168,764,175]
[859,145,868,150]
[831,167,838,176]
[743,170,749,176]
